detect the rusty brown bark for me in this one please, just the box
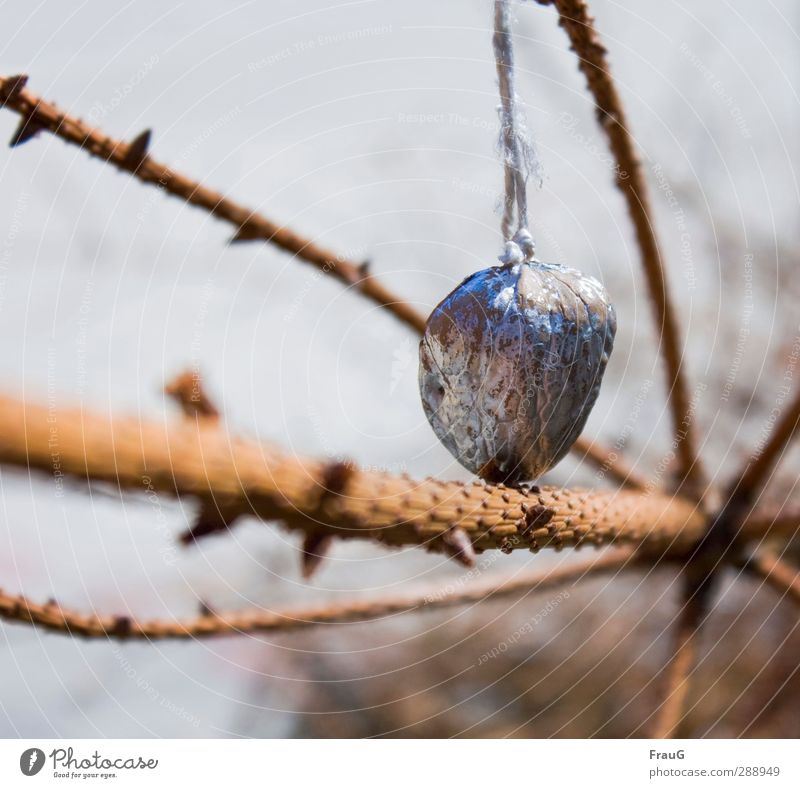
[0,393,704,556]
[651,596,704,738]
[730,390,800,509]
[740,506,800,543]
[0,74,427,334]
[0,548,634,640]
[744,550,800,607]
[536,0,704,495]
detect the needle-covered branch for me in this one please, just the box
[0,73,427,334]
[0,549,634,640]
[0,393,705,558]
[536,0,704,495]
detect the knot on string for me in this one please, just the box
[514,228,536,260]
[498,230,536,265]
[498,240,525,265]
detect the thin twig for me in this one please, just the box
[651,594,704,738]
[742,550,800,608]
[704,389,800,563]
[0,73,427,334]
[0,548,634,640]
[729,389,800,510]
[571,437,648,490]
[165,370,219,422]
[536,0,704,495]
[0,393,706,556]
[740,505,800,544]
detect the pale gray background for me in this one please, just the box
[0,0,797,736]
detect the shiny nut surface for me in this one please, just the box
[419,261,616,483]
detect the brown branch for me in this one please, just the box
[742,550,800,607]
[729,388,800,511]
[651,594,704,738]
[705,390,800,561]
[165,370,219,422]
[571,437,648,490]
[0,548,634,640]
[741,505,800,544]
[0,392,706,556]
[536,0,704,495]
[0,73,427,335]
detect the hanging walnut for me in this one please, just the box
[419,259,616,484]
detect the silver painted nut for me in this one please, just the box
[419,260,616,484]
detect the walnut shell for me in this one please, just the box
[419,261,616,484]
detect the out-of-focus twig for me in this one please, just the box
[165,370,220,422]
[651,594,704,738]
[729,390,800,511]
[571,437,648,491]
[0,392,706,556]
[0,548,635,639]
[536,0,704,495]
[0,73,427,334]
[701,388,800,568]
[740,505,800,544]
[742,549,800,608]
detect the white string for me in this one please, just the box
[493,0,539,263]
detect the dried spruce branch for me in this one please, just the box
[0,393,705,556]
[536,0,704,495]
[0,549,634,640]
[0,73,427,334]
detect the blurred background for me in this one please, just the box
[0,0,797,737]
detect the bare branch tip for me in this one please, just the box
[165,369,220,422]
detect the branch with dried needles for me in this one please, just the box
[0,392,707,561]
[0,73,427,334]
[0,548,634,640]
[536,0,704,495]
[0,3,792,738]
